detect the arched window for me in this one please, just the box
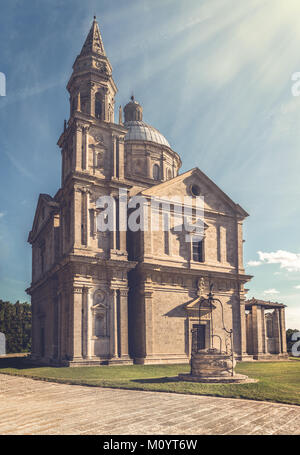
[153,164,160,180]
[95,92,102,119]
[167,168,172,180]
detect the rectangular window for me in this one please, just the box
[164,230,169,255]
[89,209,95,236]
[192,239,204,262]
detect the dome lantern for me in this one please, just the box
[123,95,143,122]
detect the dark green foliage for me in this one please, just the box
[286,328,300,353]
[0,300,31,353]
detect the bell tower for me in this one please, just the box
[58,16,128,186]
[67,16,116,122]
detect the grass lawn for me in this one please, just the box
[1,356,300,406]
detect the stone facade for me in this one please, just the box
[27,18,288,366]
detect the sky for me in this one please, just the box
[0,0,300,329]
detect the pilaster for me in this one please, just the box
[252,305,263,357]
[72,286,83,360]
[280,308,287,353]
[144,289,154,357]
[119,289,130,359]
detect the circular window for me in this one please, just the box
[190,184,201,197]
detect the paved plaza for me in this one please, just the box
[0,374,299,435]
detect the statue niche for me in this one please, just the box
[92,290,109,338]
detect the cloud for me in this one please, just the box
[294,285,300,290]
[3,148,39,182]
[247,260,262,267]
[286,306,300,330]
[258,250,300,272]
[263,288,280,295]
[0,213,4,218]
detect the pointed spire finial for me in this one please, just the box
[131,93,134,102]
[79,16,106,56]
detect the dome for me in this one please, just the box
[124,120,171,148]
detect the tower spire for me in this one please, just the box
[67,17,116,122]
[80,16,106,57]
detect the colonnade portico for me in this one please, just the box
[245,298,288,360]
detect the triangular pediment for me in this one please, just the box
[140,168,248,218]
[185,297,216,311]
[80,17,106,57]
[28,194,59,243]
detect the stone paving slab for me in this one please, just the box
[0,374,299,435]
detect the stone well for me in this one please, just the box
[179,349,255,384]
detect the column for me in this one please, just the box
[110,196,117,252]
[75,125,82,171]
[144,290,154,357]
[118,191,127,255]
[81,190,87,246]
[160,153,165,180]
[273,309,282,354]
[59,290,66,359]
[186,314,191,357]
[119,289,130,358]
[146,151,151,178]
[112,135,117,178]
[144,201,152,256]
[261,307,267,354]
[82,287,90,359]
[86,190,90,247]
[239,299,247,357]
[280,307,287,353]
[82,127,89,170]
[72,286,83,360]
[90,87,95,117]
[74,189,82,247]
[104,88,108,121]
[110,289,119,358]
[251,305,263,357]
[118,137,125,180]
[236,218,244,273]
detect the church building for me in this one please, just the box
[27,18,288,365]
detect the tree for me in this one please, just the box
[0,300,31,353]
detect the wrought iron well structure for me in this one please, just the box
[192,282,234,377]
